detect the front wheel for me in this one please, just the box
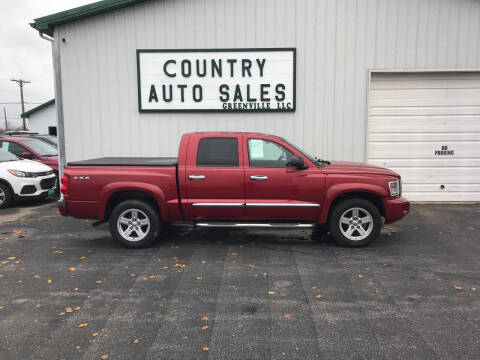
[109,199,161,248]
[0,183,13,209]
[328,198,382,247]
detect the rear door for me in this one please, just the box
[183,135,245,220]
[243,136,324,221]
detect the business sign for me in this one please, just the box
[137,48,295,112]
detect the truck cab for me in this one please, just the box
[59,132,410,248]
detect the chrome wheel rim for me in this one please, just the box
[0,188,5,206]
[339,207,373,241]
[117,209,150,242]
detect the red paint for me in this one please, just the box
[60,132,409,226]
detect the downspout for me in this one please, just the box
[39,31,67,184]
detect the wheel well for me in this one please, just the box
[0,179,13,194]
[104,191,160,221]
[327,192,385,221]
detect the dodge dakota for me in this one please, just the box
[59,132,409,248]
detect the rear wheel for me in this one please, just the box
[109,199,161,248]
[328,198,382,247]
[0,183,13,209]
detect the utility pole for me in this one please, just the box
[3,107,7,132]
[11,78,31,130]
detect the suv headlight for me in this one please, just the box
[7,169,34,178]
[388,179,401,197]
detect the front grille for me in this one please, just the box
[40,177,56,190]
[33,171,54,177]
[21,185,37,194]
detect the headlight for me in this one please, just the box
[7,169,34,178]
[388,179,401,197]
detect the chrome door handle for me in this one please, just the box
[189,175,206,180]
[250,175,268,181]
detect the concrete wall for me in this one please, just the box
[56,0,480,162]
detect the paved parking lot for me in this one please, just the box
[0,201,479,360]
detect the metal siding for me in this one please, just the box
[57,0,480,162]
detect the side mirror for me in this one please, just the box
[20,152,33,159]
[287,155,307,170]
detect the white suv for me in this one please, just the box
[0,148,56,209]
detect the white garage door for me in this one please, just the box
[368,72,480,202]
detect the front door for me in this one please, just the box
[244,137,323,221]
[184,135,245,220]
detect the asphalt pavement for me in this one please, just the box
[0,201,479,360]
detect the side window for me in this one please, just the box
[248,138,295,168]
[196,137,239,167]
[3,142,29,157]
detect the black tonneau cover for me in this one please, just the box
[68,157,178,166]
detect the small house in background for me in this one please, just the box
[21,99,56,136]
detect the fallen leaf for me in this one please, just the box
[174,264,186,268]
[74,306,81,311]
[35,304,42,308]
[311,286,317,290]
[133,338,140,344]
[100,355,109,360]
[196,276,203,280]
[33,275,39,279]
[96,280,103,284]
[48,279,52,283]
[283,314,292,319]
[59,312,65,316]
[129,273,136,277]
[202,325,209,330]
[201,260,207,264]
[80,256,87,260]
[69,267,76,272]
[78,323,88,328]
[357,274,364,278]
[248,264,255,268]
[65,307,73,313]
[267,291,276,295]
[148,274,156,279]
[202,346,210,351]
[53,250,63,254]
[315,294,323,299]
[7,257,15,260]
[453,285,463,290]
[201,316,209,321]
[92,332,99,337]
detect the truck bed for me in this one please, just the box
[67,157,178,166]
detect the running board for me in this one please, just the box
[195,222,315,229]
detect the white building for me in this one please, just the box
[31,0,480,201]
[21,99,57,135]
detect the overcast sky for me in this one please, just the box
[0,0,92,128]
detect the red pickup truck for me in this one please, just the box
[59,132,409,248]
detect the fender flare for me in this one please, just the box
[319,183,387,223]
[98,182,168,222]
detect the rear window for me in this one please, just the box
[196,137,239,167]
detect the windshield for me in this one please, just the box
[22,139,57,157]
[0,148,19,162]
[282,138,327,166]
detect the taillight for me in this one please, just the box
[60,175,68,195]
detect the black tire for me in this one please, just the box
[0,182,13,209]
[109,199,162,248]
[328,198,382,247]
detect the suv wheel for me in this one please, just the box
[109,199,161,248]
[329,198,382,247]
[0,183,13,209]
